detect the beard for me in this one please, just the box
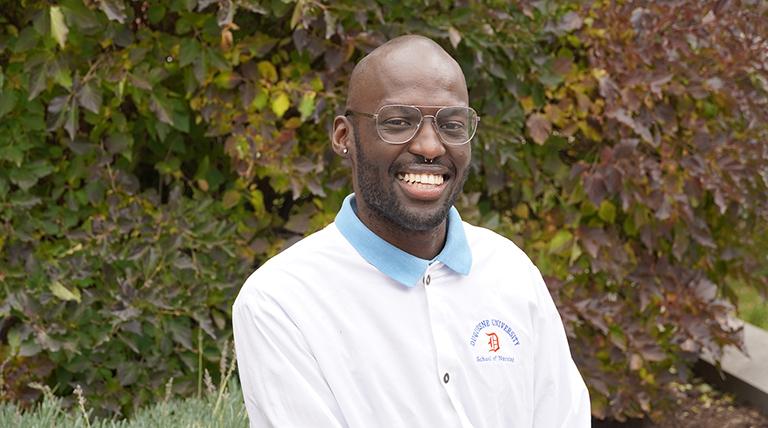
[353,128,469,232]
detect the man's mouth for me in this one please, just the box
[396,172,446,186]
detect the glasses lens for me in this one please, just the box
[435,107,477,145]
[376,105,422,144]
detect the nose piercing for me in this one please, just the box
[424,157,434,164]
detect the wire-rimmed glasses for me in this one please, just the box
[346,104,480,146]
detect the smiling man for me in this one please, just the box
[233,35,590,427]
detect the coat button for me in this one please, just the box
[443,372,449,383]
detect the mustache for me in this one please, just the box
[389,155,455,174]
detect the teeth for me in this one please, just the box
[397,173,445,185]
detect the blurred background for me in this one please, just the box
[0,0,767,425]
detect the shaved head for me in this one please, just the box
[346,35,468,111]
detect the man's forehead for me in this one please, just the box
[347,37,468,109]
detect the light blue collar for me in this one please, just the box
[334,194,472,287]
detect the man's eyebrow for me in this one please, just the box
[376,100,469,108]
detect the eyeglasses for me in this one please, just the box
[345,104,480,146]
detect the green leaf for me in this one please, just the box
[50,6,69,48]
[222,189,241,209]
[27,64,48,101]
[548,230,573,254]
[50,280,81,303]
[214,71,238,89]
[147,4,166,24]
[65,101,79,139]
[85,180,106,204]
[64,1,100,31]
[271,92,290,118]
[106,133,132,156]
[150,95,173,126]
[257,61,278,83]
[290,0,305,29]
[179,39,200,67]
[7,328,20,352]
[598,200,617,224]
[0,177,8,198]
[0,89,17,119]
[155,157,181,175]
[194,155,210,180]
[78,82,102,113]
[52,65,73,90]
[252,89,268,111]
[27,160,54,179]
[171,110,190,132]
[0,145,24,166]
[298,91,315,120]
[99,0,127,23]
[9,168,38,190]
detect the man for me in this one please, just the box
[233,35,590,427]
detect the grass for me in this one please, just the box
[733,280,768,330]
[0,340,247,428]
[0,379,248,428]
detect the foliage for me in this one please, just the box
[0,0,766,422]
[0,377,247,427]
[524,2,768,419]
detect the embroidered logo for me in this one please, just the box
[469,319,520,364]
[487,332,500,352]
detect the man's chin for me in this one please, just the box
[384,204,451,232]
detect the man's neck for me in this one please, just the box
[357,209,447,260]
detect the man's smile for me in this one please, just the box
[393,166,451,201]
[396,172,445,185]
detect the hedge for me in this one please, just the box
[1,0,766,422]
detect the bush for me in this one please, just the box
[0,376,246,427]
[1,0,766,422]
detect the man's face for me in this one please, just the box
[352,112,470,232]
[346,48,472,232]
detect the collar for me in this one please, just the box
[334,194,472,287]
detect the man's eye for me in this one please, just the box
[382,118,412,127]
[440,121,466,131]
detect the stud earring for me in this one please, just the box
[343,148,348,154]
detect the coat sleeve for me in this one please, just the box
[529,265,592,427]
[233,285,347,428]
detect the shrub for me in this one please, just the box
[1,0,766,422]
[0,376,247,427]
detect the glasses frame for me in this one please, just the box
[345,104,480,146]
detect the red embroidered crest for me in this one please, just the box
[486,332,500,352]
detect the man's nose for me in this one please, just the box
[407,117,446,159]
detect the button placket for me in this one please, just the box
[422,266,474,427]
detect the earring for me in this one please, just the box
[343,148,348,154]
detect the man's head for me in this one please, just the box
[332,35,473,234]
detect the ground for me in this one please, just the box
[663,390,768,428]
[593,384,768,428]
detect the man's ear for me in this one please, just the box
[331,115,353,157]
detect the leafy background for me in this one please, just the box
[1,0,767,423]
